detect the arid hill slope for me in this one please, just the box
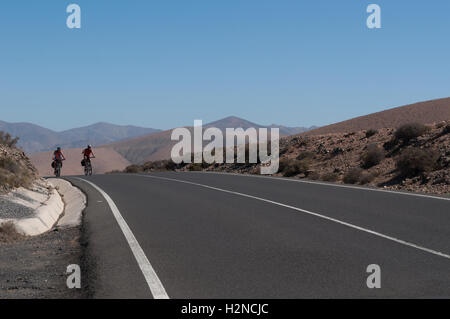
[103,129,176,164]
[104,117,313,164]
[303,97,450,136]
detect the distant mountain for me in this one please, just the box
[57,122,160,149]
[103,116,316,164]
[0,121,60,154]
[302,97,450,136]
[204,116,262,131]
[205,116,315,136]
[269,124,318,136]
[0,121,160,154]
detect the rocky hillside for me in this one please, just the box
[272,121,450,195]
[126,121,450,196]
[0,132,38,193]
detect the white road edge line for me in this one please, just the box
[77,178,169,299]
[187,171,450,201]
[140,174,450,261]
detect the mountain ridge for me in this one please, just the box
[0,121,161,154]
[103,117,315,164]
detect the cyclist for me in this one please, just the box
[82,145,95,166]
[53,147,66,175]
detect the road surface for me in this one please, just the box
[66,172,450,298]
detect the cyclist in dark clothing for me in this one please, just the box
[53,147,66,176]
[82,145,95,163]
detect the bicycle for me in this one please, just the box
[54,160,63,177]
[84,157,94,176]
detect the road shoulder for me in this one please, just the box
[67,177,153,298]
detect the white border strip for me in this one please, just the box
[186,171,450,201]
[77,178,169,299]
[140,174,450,261]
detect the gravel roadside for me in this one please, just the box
[0,226,86,299]
[0,178,90,299]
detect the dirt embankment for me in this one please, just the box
[0,137,38,194]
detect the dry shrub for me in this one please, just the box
[442,124,450,135]
[320,172,339,182]
[125,165,142,174]
[126,159,186,173]
[280,159,309,177]
[0,158,34,190]
[164,159,177,170]
[383,138,398,151]
[394,123,429,142]
[396,148,439,177]
[307,171,320,180]
[0,131,19,148]
[359,172,376,185]
[0,157,21,174]
[365,129,378,138]
[343,167,363,184]
[361,144,384,169]
[279,147,289,156]
[278,158,290,173]
[0,167,10,180]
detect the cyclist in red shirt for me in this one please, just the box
[52,147,66,175]
[53,147,66,162]
[82,145,95,164]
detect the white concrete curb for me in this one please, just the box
[14,188,64,236]
[48,179,86,228]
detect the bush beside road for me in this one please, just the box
[0,135,37,194]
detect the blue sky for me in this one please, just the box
[0,1,449,131]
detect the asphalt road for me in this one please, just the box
[66,172,450,298]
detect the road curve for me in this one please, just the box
[66,172,450,298]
